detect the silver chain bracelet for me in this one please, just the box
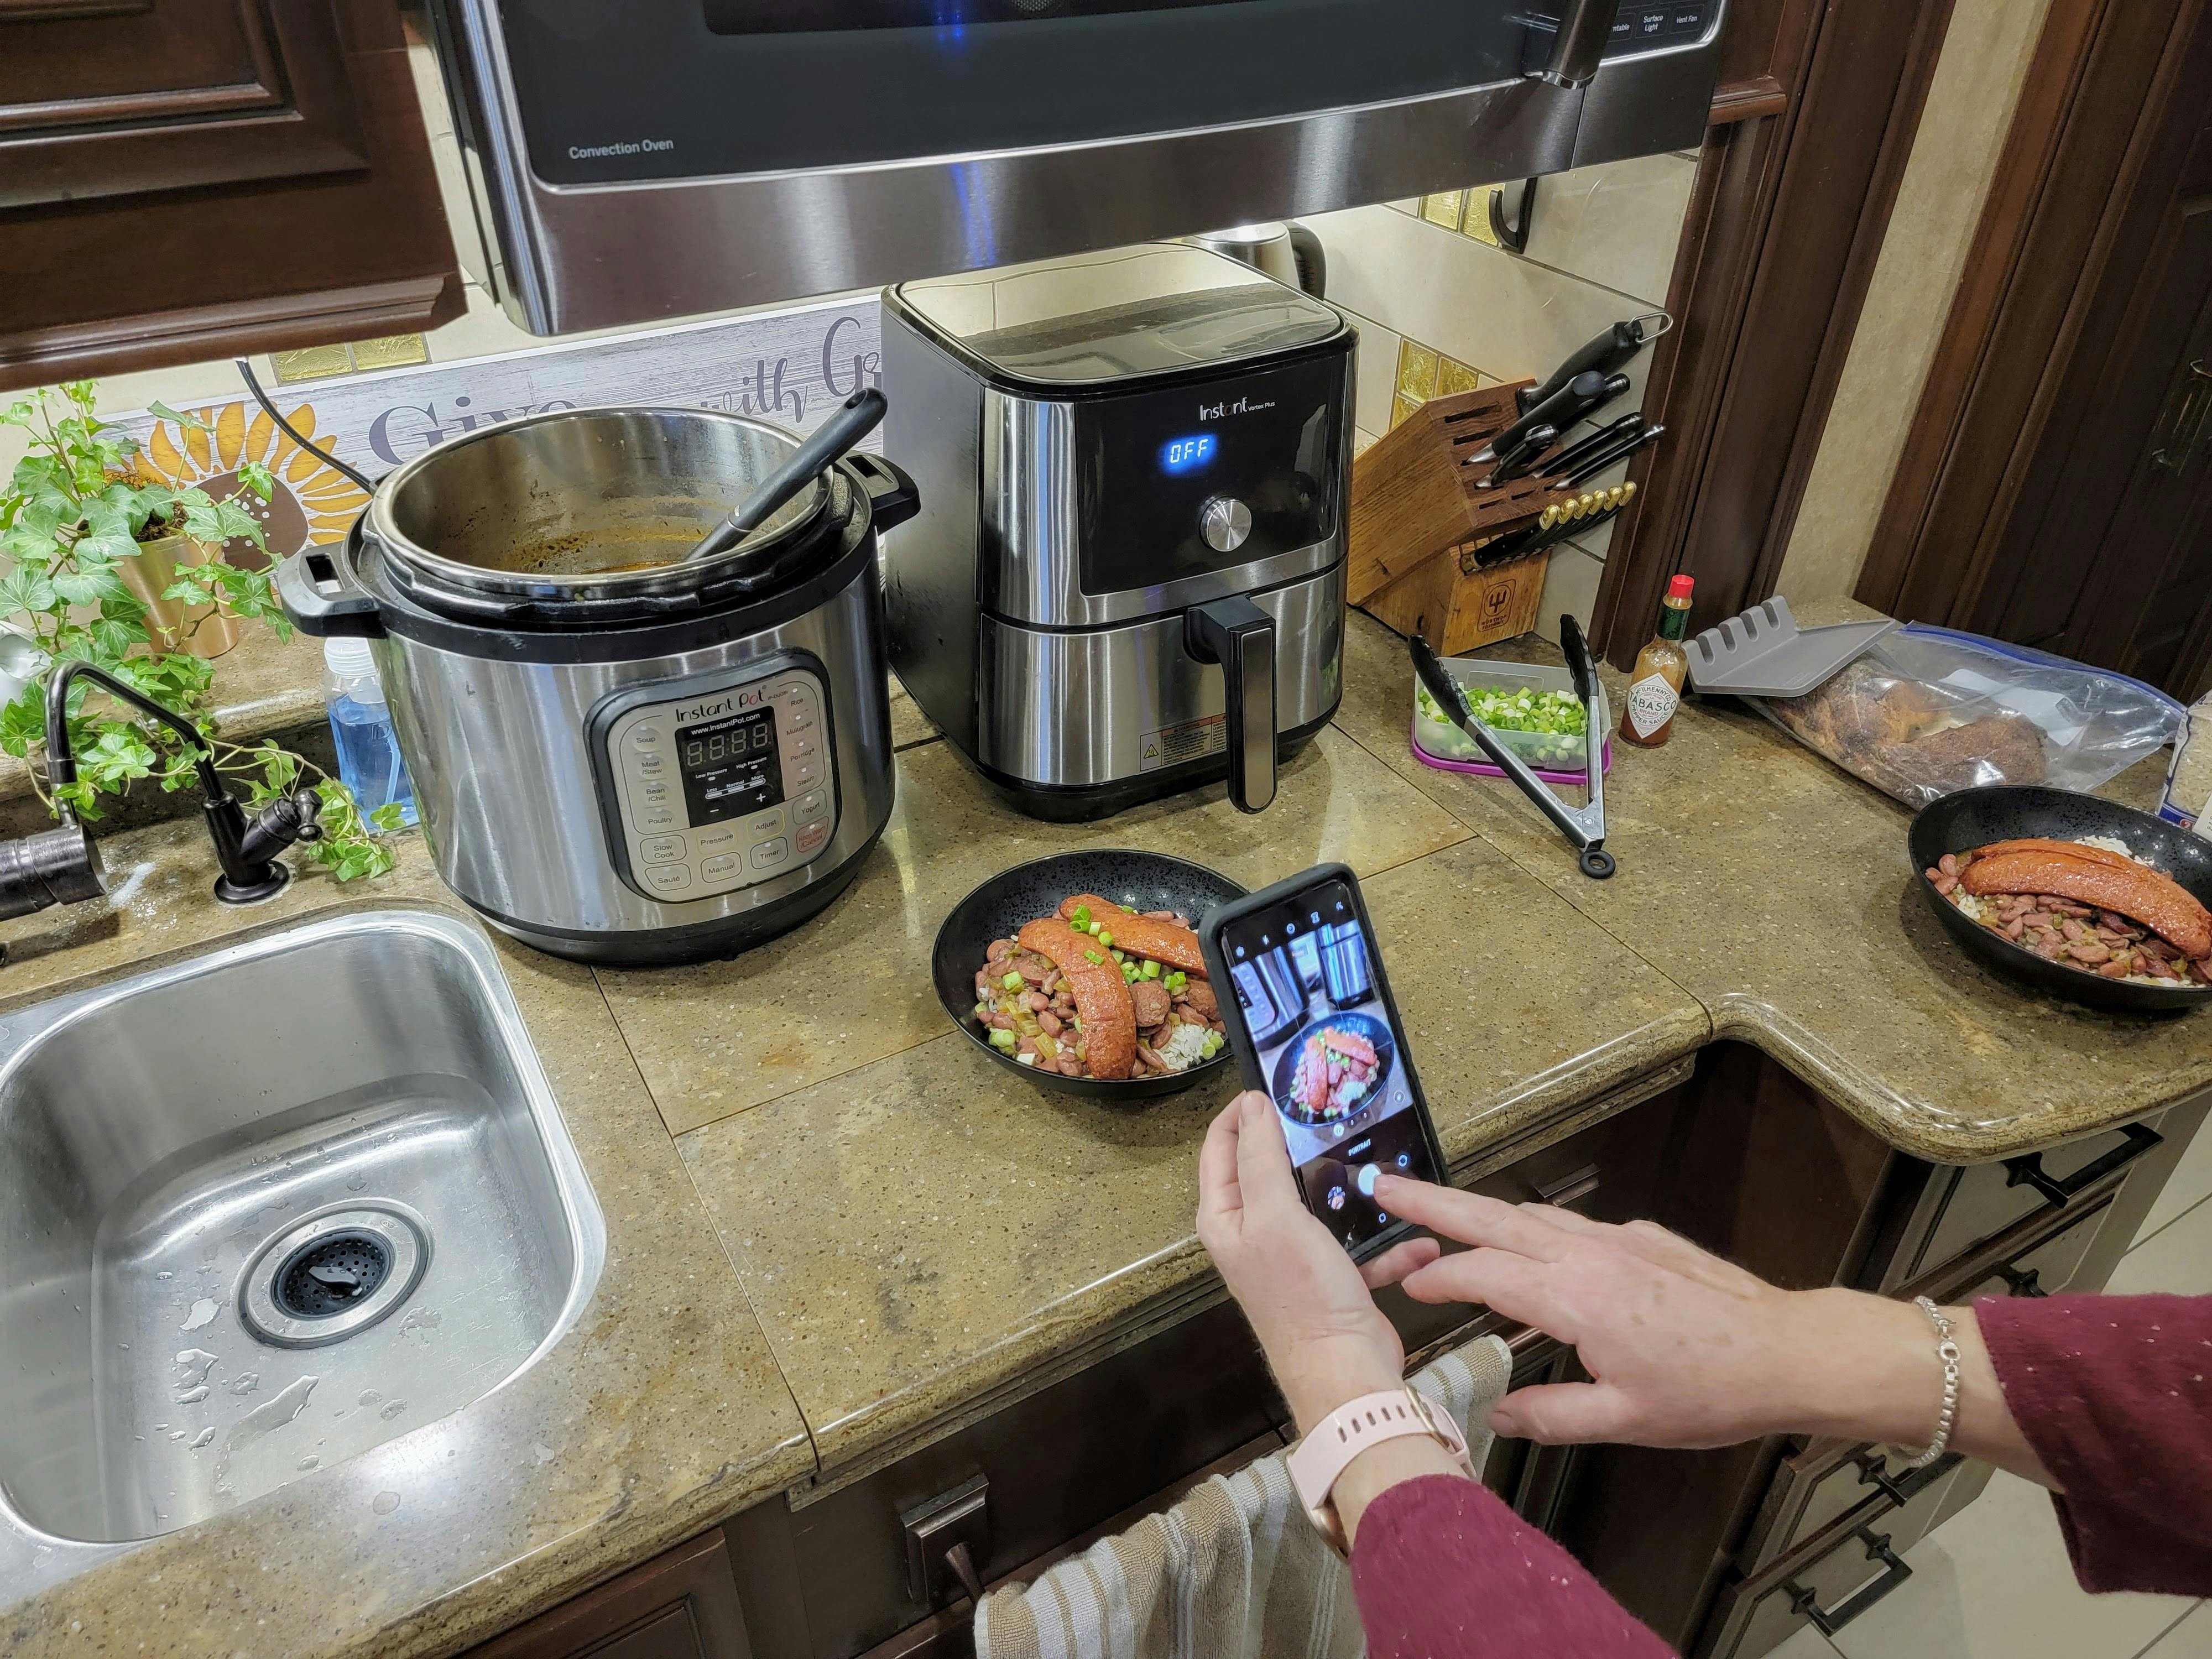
[1897,1295,1962,1471]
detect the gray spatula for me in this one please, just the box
[1683,597,1900,699]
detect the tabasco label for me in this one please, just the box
[1625,673,1681,740]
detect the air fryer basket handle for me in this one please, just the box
[1186,596,1277,815]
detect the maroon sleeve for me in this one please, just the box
[1977,1292,2212,1597]
[1350,1475,1672,1658]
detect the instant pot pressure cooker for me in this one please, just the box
[278,408,916,966]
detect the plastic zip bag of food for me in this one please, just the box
[1751,624,2183,807]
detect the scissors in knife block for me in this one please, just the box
[1410,625,1615,879]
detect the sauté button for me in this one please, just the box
[639,834,687,865]
[645,865,693,895]
[751,837,790,870]
[702,853,741,880]
[792,789,829,825]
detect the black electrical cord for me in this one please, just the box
[233,357,378,495]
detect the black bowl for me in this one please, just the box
[1268,1011,1397,1129]
[932,850,1248,1098]
[1909,785,2212,1014]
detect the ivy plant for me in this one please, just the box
[0,381,403,877]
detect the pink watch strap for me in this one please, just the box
[1286,1387,1473,1552]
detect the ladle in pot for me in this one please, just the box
[682,388,888,564]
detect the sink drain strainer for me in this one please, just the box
[238,1203,430,1349]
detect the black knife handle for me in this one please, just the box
[1520,320,1650,415]
[1492,369,1614,462]
[1486,424,1561,487]
[1545,414,1645,477]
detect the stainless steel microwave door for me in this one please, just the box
[426,0,1726,332]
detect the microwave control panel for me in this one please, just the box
[591,660,838,904]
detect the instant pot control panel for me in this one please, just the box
[588,656,838,904]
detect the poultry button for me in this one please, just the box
[635,805,679,833]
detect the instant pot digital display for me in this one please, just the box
[678,707,784,824]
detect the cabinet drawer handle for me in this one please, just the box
[1534,1163,1601,1209]
[2003,1123,2161,1209]
[1998,1264,2050,1298]
[1784,1530,1912,1636]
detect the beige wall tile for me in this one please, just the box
[1519,153,1697,310]
[1776,0,2056,603]
[2108,1190,2212,1296]
[1538,545,1604,644]
[1350,318,1403,435]
[1354,427,1379,457]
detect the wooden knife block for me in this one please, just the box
[1360,548,1548,656]
[1347,379,1582,605]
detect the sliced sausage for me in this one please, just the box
[1062,895,1209,974]
[1129,979,1172,1027]
[1181,978,1219,1017]
[1018,917,1138,1079]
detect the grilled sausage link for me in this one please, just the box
[1960,851,2212,960]
[1061,894,1209,975]
[1018,918,1138,1079]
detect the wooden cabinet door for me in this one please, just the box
[0,0,463,389]
[465,1530,755,1659]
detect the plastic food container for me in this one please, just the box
[1411,657,1614,784]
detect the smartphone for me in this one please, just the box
[1199,863,1449,1261]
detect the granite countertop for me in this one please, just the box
[7,600,2210,1658]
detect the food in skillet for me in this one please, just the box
[1288,1026,1380,1120]
[972,895,1227,1079]
[1926,836,2212,986]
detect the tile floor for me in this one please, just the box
[1770,1130,2212,1659]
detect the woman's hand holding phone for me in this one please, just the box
[1196,1091,1441,1432]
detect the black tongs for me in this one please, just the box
[1410,620,1616,880]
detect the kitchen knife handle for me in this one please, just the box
[1544,413,1645,477]
[1532,0,1624,90]
[1562,422,1665,489]
[1521,321,1649,415]
[1187,597,1277,815]
[1485,424,1560,487]
[1491,369,1615,463]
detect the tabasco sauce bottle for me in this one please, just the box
[1620,574,1694,748]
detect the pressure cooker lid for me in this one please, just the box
[891,243,1345,388]
[363,405,836,613]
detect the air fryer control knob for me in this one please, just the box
[1199,496,1254,555]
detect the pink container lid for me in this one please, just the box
[1409,718,1613,786]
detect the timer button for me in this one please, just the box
[1199,496,1253,555]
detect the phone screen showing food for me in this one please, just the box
[1218,878,1443,1249]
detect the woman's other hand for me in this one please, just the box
[1196,1091,1442,1431]
[1369,1176,1942,1452]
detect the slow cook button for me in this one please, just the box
[645,865,693,895]
[701,853,742,881]
[639,833,687,865]
[693,826,739,855]
[751,836,790,870]
[795,821,830,858]
[792,788,829,825]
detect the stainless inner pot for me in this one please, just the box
[366,406,831,604]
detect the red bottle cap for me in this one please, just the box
[1666,575,1696,601]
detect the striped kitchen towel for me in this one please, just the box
[972,1333,1513,1659]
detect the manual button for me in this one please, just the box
[639,833,687,865]
[701,852,741,881]
[645,864,693,895]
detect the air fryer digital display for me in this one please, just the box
[1078,353,1345,596]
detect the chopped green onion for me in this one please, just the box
[1142,959,1162,980]
[1085,950,1103,964]
[1201,1032,1224,1058]
[1000,971,1024,992]
[1072,905,1091,928]
[989,1027,1018,1051]
[1123,905,1136,914]
[1016,1051,1038,1067]
[1098,931,1115,950]
[1166,971,1187,993]
[1088,920,1103,936]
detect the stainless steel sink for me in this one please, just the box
[0,910,604,1593]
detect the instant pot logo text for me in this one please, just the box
[567,138,676,160]
[1198,396,1278,422]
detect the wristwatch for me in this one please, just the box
[1286,1386,1474,1556]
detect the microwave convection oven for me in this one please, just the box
[425,0,1729,334]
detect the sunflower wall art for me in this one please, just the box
[138,400,371,571]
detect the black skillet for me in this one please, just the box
[933,850,1248,1098]
[1909,785,2212,1015]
